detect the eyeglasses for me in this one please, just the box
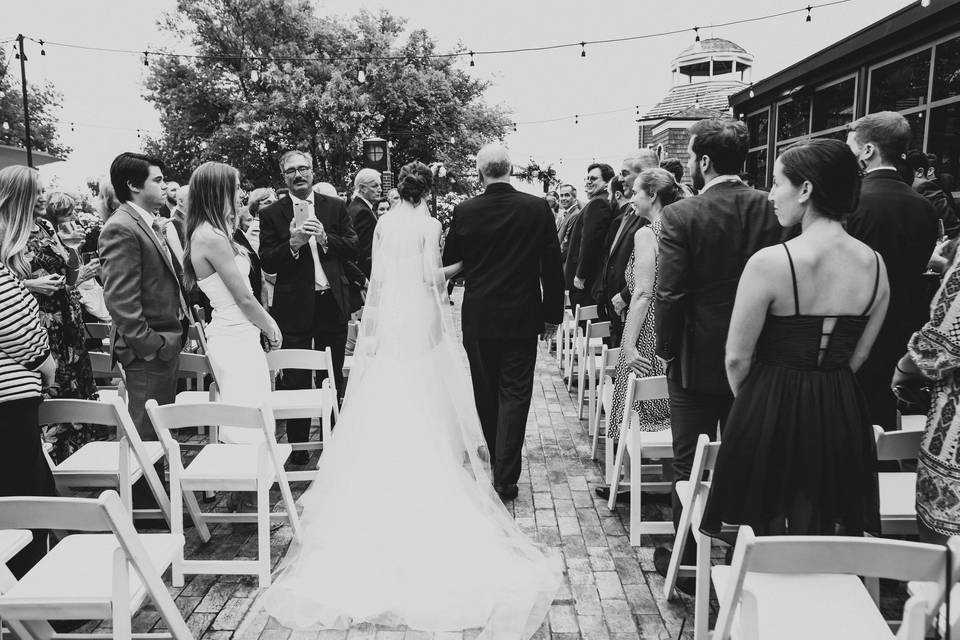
[585,176,601,183]
[283,166,313,176]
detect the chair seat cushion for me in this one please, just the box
[711,566,894,640]
[54,442,164,478]
[0,530,32,564]
[0,533,182,618]
[183,443,292,483]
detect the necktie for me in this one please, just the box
[151,218,191,321]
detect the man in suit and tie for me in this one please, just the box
[565,163,614,312]
[654,118,782,587]
[556,183,580,263]
[846,112,940,431]
[443,144,564,500]
[100,153,188,443]
[259,150,358,465]
[347,168,381,280]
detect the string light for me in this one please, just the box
[1,121,8,131]
[574,114,579,125]
[39,39,45,56]
[142,51,149,66]
[749,83,755,98]
[249,68,260,82]
[357,63,366,83]
[806,6,812,21]
[921,0,931,7]
[16,1,852,67]
[469,51,475,67]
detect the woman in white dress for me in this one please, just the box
[183,162,283,443]
[260,162,561,639]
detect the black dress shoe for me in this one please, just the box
[289,450,310,466]
[497,484,519,500]
[654,545,694,596]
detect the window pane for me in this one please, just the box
[812,78,855,132]
[929,103,960,194]
[904,111,926,150]
[869,49,931,112]
[745,148,768,189]
[777,97,811,141]
[811,129,849,142]
[746,110,769,148]
[933,36,960,102]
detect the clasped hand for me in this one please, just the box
[289,218,326,251]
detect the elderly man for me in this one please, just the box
[443,144,564,500]
[347,168,381,279]
[556,183,580,263]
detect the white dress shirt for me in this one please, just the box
[289,192,330,290]
[699,174,743,194]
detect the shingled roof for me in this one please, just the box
[641,81,742,119]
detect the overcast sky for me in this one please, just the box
[5,0,914,191]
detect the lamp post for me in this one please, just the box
[16,34,33,167]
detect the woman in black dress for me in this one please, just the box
[701,139,888,536]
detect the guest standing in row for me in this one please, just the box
[556,183,580,264]
[347,168,381,280]
[845,112,940,431]
[702,138,887,537]
[565,163,613,311]
[654,117,782,581]
[0,165,58,578]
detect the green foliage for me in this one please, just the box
[143,0,512,190]
[0,57,72,159]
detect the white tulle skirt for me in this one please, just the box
[259,335,562,639]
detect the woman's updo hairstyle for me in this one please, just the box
[635,167,684,207]
[397,161,433,203]
[778,138,861,220]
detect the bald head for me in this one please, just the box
[476,143,512,181]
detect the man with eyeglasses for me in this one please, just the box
[563,163,614,312]
[258,149,359,465]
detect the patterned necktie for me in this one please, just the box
[151,218,191,321]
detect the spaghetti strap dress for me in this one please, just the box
[700,243,881,536]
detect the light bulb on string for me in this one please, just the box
[69,122,74,132]
[694,27,700,43]
[357,65,366,83]
[143,51,149,66]
[749,83,755,98]
[39,40,45,56]
[1,122,9,131]
[574,114,579,125]
[250,68,260,82]
[806,6,812,22]
[580,42,586,58]
[921,0,932,6]
[469,51,475,67]
[512,123,517,133]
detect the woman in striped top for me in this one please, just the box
[0,165,58,578]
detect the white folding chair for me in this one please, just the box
[556,290,574,368]
[0,491,192,640]
[0,530,33,640]
[146,400,303,586]
[873,425,923,536]
[710,525,960,640]
[590,345,621,460]
[579,320,610,423]
[899,413,926,432]
[265,348,337,482]
[607,373,674,543]
[564,304,600,388]
[84,321,112,349]
[39,397,176,528]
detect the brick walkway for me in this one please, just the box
[122,288,699,640]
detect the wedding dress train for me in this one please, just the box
[259,201,561,639]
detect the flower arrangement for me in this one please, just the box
[433,191,469,233]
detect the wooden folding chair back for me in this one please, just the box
[0,491,192,640]
[84,322,112,343]
[38,397,171,525]
[580,319,611,421]
[591,345,621,460]
[873,426,923,461]
[266,347,340,429]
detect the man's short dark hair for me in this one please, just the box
[688,118,749,175]
[558,183,577,196]
[848,112,912,165]
[904,149,930,175]
[587,162,615,183]
[110,152,165,203]
[660,158,685,183]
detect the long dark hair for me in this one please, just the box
[183,161,242,288]
[778,138,861,220]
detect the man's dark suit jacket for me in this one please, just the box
[594,204,645,306]
[98,203,184,366]
[655,181,782,396]
[915,178,959,238]
[846,169,939,423]
[258,194,358,335]
[233,227,262,301]
[442,182,564,339]
[563,192,613,292]
[346,196,378,279]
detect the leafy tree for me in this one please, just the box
[143,0,511,191]
[0,56,72,159]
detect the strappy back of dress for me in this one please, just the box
[756,243,879,370]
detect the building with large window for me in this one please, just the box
[730,0,960,190]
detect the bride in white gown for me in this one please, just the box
[183,162,283,444]
[259,162,562,639]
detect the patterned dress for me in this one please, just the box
[27,219,99,461]
[607,219,670,441]
[910,259,960,536]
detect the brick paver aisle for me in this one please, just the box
[128,288,696,639]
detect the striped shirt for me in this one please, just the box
[0,264,51,403]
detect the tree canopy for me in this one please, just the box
[143,0,512,191]
[0,56,72,159]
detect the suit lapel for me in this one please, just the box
[609,214,639,256]
[122,204,180,282]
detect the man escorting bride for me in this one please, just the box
[183,149,562,638]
